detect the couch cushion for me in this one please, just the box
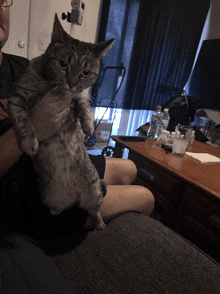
[41,213,220,294]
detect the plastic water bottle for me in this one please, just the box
[161,108,170,130]
[158,108,170,137]
[147,106,163,140]
[188,130,195,146]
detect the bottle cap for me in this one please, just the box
[164,108,169,111]
[156,106,162,110]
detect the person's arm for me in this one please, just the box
[0,127,22,178]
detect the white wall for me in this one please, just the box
[3,0,103,59]
[28,0,103,59]
[28,0,71,59]
[70,0,103,43]
[2,0,30,57]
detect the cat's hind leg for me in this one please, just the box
[85,211,106,231]
[80,180,107,231]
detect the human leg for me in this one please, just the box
[85,156,155,229]
[104,157,137,185]
[84,184,155,229]
[101,185,155,221]
[103,157,155,218]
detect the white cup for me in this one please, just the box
[172,125,192,156]
[172,138,188,156]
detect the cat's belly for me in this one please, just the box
[37,137,87,184]
[35,137,90,209]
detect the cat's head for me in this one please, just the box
[41,14,114,93]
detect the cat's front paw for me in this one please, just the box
[81,120,94,137]
[21,137,39,156]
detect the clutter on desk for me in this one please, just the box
[146,106,170,141]
[146,106,163,140]
[194,109,220,148]
[152,124,194,155]
[188,130,195,146]
[135,90,220,148]
[162,88,206,132]
[161,89,217,145]
[171,125,192,156]
[158,130,170,145]
[141,104,194,156]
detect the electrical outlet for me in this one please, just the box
[38,39,47,51]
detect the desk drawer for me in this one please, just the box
[176,213,220,261]
[129,151,181,200]
[179,185,220,232]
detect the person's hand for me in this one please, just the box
[30,92,71,142]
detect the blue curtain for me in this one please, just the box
[91,0,140,108]
[92,0,210,111]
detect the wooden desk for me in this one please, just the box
[111,136,220,261]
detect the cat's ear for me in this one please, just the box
[51,13,68,44]
[94,39,114,58]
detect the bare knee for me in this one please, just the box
[134,186,155,216]
[121,159,137,185]
[104,158,137,185]
[101,185,155,222]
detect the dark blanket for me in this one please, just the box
[0,233,77,294]
[35,213,220,294]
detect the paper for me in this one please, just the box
[185,152,220,163]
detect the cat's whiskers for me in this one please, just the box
[18,81,59,92]
[86,92,99,106]
[69,88,98,106]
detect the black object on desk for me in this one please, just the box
[161,144,172,152]
[119,136,146,142]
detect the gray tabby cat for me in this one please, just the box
[8,14,114,230]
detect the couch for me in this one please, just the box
[30,212,220,294]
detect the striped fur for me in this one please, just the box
[8,14,113,230]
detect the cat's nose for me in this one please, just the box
[70,87,82,94]
[68,76,80,88]
[68,82,77,88]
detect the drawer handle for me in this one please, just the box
[138,168,155,181]
[209,214,220,229]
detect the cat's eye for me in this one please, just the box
[81,70,91,78]
[59,60,68,70]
